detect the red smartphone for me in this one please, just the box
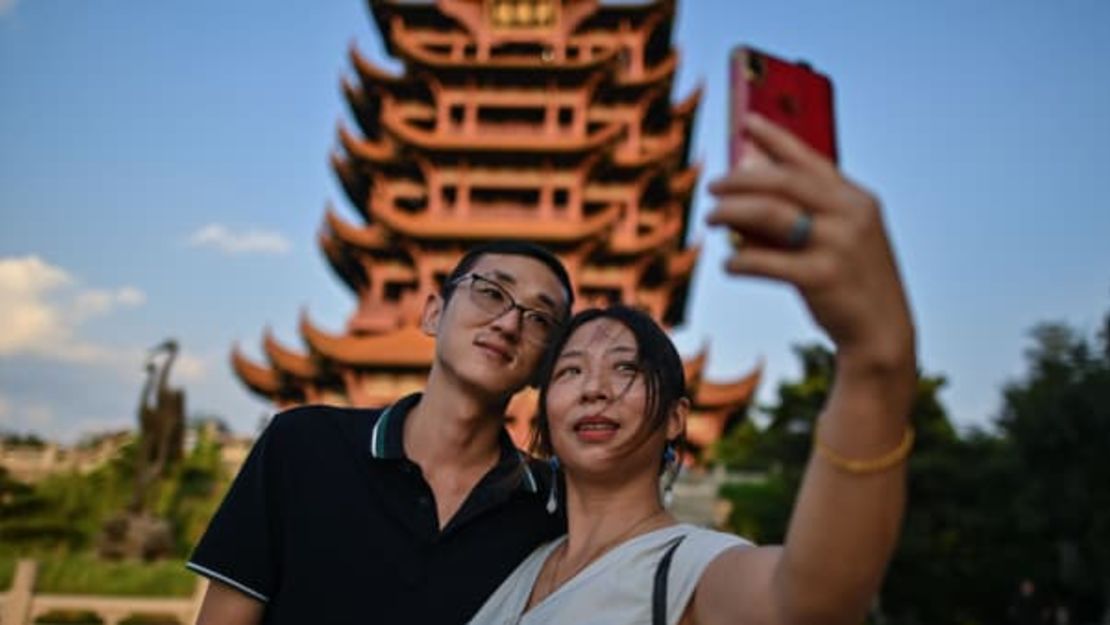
[729,45,838,168]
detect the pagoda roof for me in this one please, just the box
[667,243,699,279]
[380,111,625,154]
[608,210,683,255]
[339,123,397,163]
[263,330,319,379]
[350,45,405,89]
[673,85,702,120]
[342,78,384,143]
[614,130,683,169]
[369,0,458,57]
[320,225,368,294]
[368,195,622,242]
[670,163,700,198]
[683,344,709,383]
[301,313,435,368]
[230,346,282,396]
[616,51,678,88]
[347,47,434,112]
[324,206,391,250]
[684,358,762,451]
[673,86,701,165]
[696,363,763,408]
[579,0,675,29]
[611,99,698,169]
[330,152,371,215]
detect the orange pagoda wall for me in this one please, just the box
[231,0,760,458]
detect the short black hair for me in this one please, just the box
[531,305,687,469]
[441,241,574,318]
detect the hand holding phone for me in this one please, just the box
[711,57,914,370]
[729,45,838,169]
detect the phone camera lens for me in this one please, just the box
[746,54,764,81]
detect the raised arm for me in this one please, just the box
[695,113,916,625]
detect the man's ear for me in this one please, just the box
[667,397,690,441]
[421,292,444,337]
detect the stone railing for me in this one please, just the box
[0,560,205,625]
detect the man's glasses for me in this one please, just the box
[453,274,562,345]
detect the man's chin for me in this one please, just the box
[457,371,527,405]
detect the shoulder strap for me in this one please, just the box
[652,535,687,625]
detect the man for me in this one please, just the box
[188,241,573,624]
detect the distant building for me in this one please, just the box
[230,0,760,459]
[0,426,253,483]
[0,433,130,483]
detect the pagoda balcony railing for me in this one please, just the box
[393,22,620,68]
[399,194,586,223]
[393,101,435,121]
[383,93,591,143]
[366,191,621,242]
[387,7,673,78]
[380,108,623,153]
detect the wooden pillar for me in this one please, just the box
[458,161,471,217]
[540,180,554,219]
[1,559,37,625]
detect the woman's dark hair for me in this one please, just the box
[530,305,687,465]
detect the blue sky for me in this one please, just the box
[2,0,1108,441]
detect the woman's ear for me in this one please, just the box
[420,292,443,337]
[667,397,690,441]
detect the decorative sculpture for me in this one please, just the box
[98,339,184,561]
[131,339,185,513]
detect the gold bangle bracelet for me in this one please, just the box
[814,426,915,475]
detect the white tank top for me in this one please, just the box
[468,523,752,625]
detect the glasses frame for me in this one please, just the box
[452,273,564,345]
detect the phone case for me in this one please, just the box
[729,46,838,167]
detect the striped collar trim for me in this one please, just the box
[368,392,539,494]
[369,393,416,460]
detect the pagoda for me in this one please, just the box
[231,0,760,459]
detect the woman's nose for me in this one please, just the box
[580,369,610,402]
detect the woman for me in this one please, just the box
[469,113,917,625]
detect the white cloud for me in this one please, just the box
[116,287,146,307]
[0,255,71,294]
[73,287,146,320]
[0,256,73,355]
[0,256,146,364]
[0,257,218,443]
[173,352,208,382]
[186,223,291,255]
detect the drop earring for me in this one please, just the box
[662,441,679,507]
[546,455,560,514]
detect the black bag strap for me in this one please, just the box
[652,535,687,625]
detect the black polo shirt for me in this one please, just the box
[187,393,564,624]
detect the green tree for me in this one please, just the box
[993,317,1110,622]
[715,308,1110,624]
[717,345,831,544]
[716,344,997,624]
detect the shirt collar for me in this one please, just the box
[369,392,539,495]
